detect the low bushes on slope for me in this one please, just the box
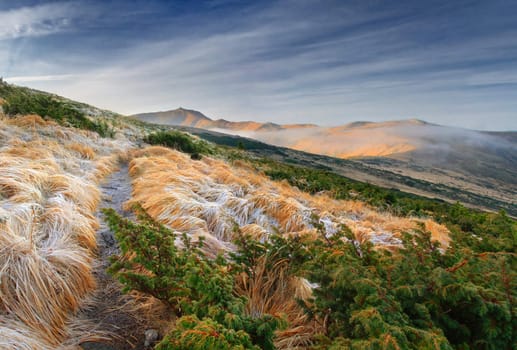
[299,227,516,349]
[246,159,516,348]
[0,82,114,137]
[121,147,500,348]
[104,202,516,349]
[144,130,213,157]
[103,206,284,350]
[122,147,515,349]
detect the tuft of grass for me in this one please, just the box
[0,148,98,346]
[67,142,96,160]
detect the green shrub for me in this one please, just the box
[102,206,282,349]
[0,83,114,137]
[156,316,259,350]
[190,153,203,160]
[230,213,515,349]
[276,223,516,349]
[144,131,213,155]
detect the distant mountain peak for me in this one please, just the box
[134,107,212,127]
[132,109,432,136]
[132,108,317,131]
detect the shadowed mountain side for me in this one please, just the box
[135,108,213,128]
[171,125,517,217]
[133,109,517,212]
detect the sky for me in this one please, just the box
[1,0,516,131]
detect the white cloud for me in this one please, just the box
[5,74,78,82]
[0,2,78,40]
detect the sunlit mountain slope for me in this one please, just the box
[134,109,517,216]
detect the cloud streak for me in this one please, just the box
[5,74,78,82]
[0,2,79,40]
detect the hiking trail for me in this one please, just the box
[81,163,150,350]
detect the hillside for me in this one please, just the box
[0,82,515,349]
[134,108,317,132]
[134,109,517,217]
[169,126,516,217]
[132,109,450,158]
[136,108,213,128]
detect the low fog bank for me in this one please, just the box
[212,123,517,188]
[212,123,517,160]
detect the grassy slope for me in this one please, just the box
[115,131,516,349]
[0,82,515,349]
[175,126,517,217]
[0,113,128,348]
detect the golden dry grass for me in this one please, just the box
[67,142,96,160]
[127,146,450,348]
[423,219,451,247]
[235,257,321,349]
[129,147,449,252]
[0,114,132,348]
[5,114,56,128]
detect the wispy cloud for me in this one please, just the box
[5,74,79,82]
[0,2,78,40]
[2,0,516,131]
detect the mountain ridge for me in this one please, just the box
[132,107,516,159]
[133,108,439,131]
[133,107,318,132]
[133,106,517,217]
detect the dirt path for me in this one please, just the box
[80,164,149,350]
[96,163,134,262]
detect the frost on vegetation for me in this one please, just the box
[127,146,450,257]
[0,114,132,348]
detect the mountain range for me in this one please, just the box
[133,108,516,158]
[133,108,517,215]
[135,107,317,132]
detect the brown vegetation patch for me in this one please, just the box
[0,116,132,348]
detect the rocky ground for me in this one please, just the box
[80,164,158,350]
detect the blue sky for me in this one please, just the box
[1,0,516,130]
